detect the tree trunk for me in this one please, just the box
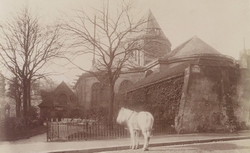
[27,78,31,110]
[108,83,115,126]
[16,97,21,118]
[23,78,28,117]
[14,78,22,118]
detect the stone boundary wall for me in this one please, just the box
[125,74,184,127]
[175,64,250,133]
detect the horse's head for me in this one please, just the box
[116,107,125,124]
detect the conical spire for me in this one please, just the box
[145,9,162,30]
[140,9,171,47]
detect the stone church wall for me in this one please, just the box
[76,71,145,110]
[160,61,192,72]
[115,71,145,92]
[76,76,99,109]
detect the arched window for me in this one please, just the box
[58,93,67,105]
[118,80,133,93]
[91,82,102,106]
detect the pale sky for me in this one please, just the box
[0,0,250,85]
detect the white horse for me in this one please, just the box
[116,107,154,151]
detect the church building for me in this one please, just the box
[74,10,250,133]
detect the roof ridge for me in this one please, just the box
[162,36,221,60]
[163,36,195,58]
[194,37,220,54]
[172,36,195,52]
[54,81,74,95]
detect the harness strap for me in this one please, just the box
[127,111,135,121]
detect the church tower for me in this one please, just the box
[132,10,172,66]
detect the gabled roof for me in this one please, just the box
[39,81,75,108]
[163,36,221,60]
[53,81,74,95]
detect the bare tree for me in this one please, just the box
[62,0,151,123]
[0,7,64,117]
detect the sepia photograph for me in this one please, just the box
[0,0,250,152]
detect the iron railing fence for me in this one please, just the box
[47,119,175,142]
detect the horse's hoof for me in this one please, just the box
[143,148,149,151]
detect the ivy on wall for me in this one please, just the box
[124,76,184,125]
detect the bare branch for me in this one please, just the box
[0,6,64,117]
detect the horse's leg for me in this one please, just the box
[135,130,139,149]
[142,131,148,151]
[146,131,151,149]
[129,128,135,149]
[142,131,150,151]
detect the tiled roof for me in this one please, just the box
[162,36,221,60]
[127,62,189,91]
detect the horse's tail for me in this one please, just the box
[149,129,154,137]
[145,130,152,142]
[141,126,153,140]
